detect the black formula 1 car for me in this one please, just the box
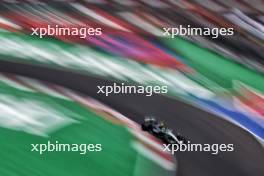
[141,117,187,144]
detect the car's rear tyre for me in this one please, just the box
[141,124,148,131]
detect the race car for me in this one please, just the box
[141,117,187,144]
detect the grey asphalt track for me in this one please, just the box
[1,60,264,176]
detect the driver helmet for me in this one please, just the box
[159,122,165,129]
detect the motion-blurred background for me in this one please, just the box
[0,1,263,176]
